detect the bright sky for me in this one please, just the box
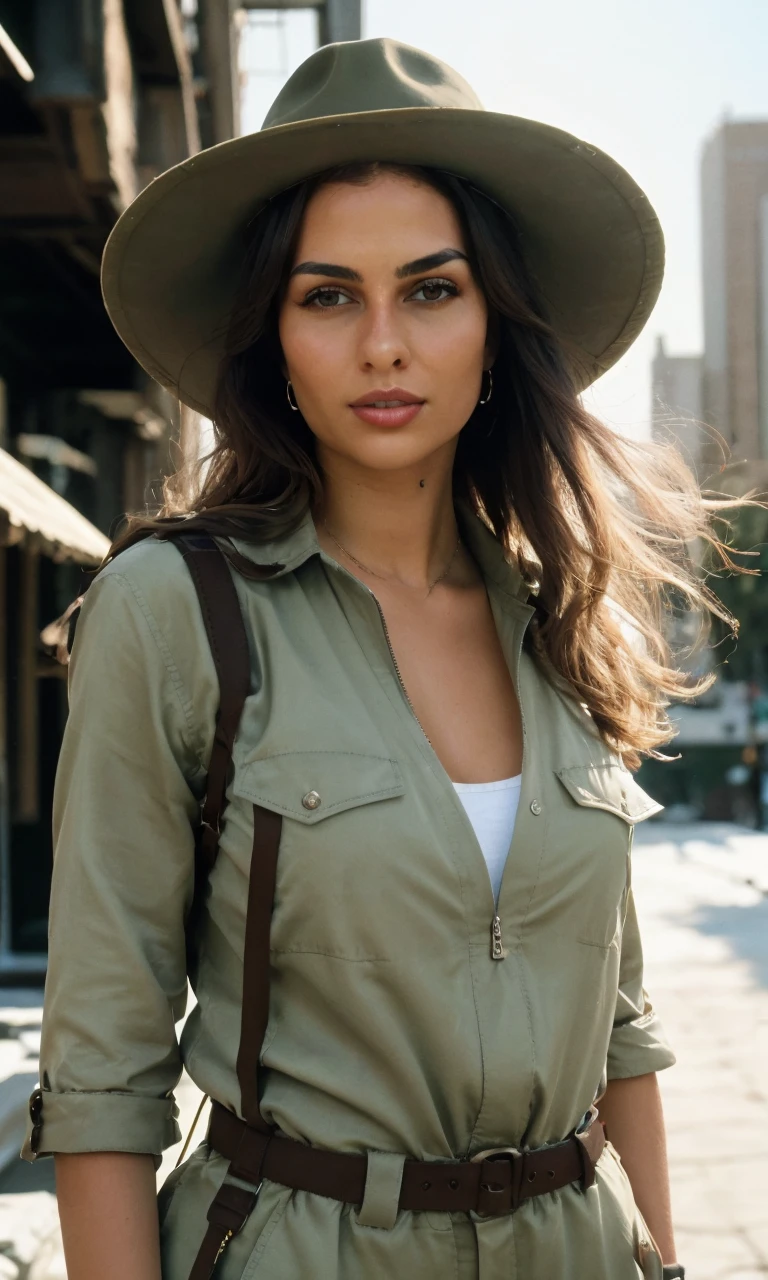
[241,1,768,440]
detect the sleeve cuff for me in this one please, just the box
[20,1087,181,1162]
[607,1008,677,1080]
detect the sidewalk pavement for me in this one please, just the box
[0,821,765,1278]
[633,824,768,1279]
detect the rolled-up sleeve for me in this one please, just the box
[606,882,676,1080]
[22,565,203,1161]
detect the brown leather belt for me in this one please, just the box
[207,1099,606,1220]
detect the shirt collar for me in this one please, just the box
[228,497,532,605]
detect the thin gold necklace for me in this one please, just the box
[322,518,462,598]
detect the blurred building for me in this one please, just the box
[651,336,705,479]
[652,119,768,476]
[241,0,360,45]
[0,0,239,975]
[700,118,768,466]
[645,120,768,824]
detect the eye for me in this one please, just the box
[302,286,354,309]
[409,277,459,303]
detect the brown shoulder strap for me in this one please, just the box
[236,804,281,1129]
[187,802,282,1280]
[173,535,279,1131]
[175,534,251,872]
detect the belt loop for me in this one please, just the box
[229,1125,272,1188]
[574,1130,597,1190]
[355,1150,406,1230]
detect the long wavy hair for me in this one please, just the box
[107,160,742,770]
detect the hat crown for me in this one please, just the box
[262,37,483,131]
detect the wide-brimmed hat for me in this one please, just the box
[101,37,664,417]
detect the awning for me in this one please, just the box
[0,447,110,565]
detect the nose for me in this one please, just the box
[357,297,410,372]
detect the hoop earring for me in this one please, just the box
[478,368,493,406]
[286,380,299,412]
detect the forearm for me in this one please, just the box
[598,1071,677,1265]
[55,1152,162,1280]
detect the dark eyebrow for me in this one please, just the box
[289,261,363,281]
[289,248,469,284]
[395,248,469,278]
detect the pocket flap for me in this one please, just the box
[232,750,406,824]
[556,764,663,825]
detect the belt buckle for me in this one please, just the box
[471,1145,525,1217]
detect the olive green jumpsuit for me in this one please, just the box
[23,499,675,1279]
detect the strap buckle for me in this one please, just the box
[470,1145,526,1216]
[206,1181,259,1238]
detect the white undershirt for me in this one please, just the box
[451,775,522,904]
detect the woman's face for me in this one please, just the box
[278,171,491,479]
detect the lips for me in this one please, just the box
[349,387,425,428]
[350,387,424,407]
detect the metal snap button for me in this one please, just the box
[301,790,322,810]
[530,799,542,816]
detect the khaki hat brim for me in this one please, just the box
[101,106,664,416]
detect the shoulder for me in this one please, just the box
[76,535,217,690]
[92,535,199,613]
[73,536,220,767]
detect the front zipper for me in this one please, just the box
[370,591,434,747]
[492,615,530,961]
[369,588,518,964]
[323,556,532,971]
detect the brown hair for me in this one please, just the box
[108,161,742,770]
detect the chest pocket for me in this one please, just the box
[233,749,405,823]
[231,750,407,960]
[549,763,662,949]
[555,764,663,826]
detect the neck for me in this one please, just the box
[314,445,464,592]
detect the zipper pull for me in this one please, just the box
[490,915,507,961]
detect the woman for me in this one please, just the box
[23,36,721,1280]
